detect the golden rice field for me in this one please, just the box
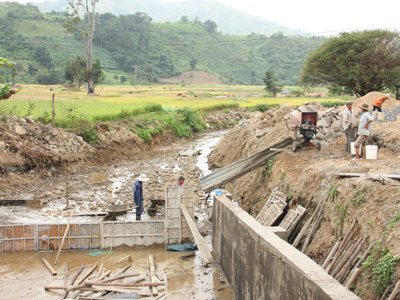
[0,84,345,124]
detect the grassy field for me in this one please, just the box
[0,84,347,126]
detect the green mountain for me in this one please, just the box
[34,0,304,36]
[0,2,326,86]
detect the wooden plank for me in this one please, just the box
[180,204,214,264]
[114,255,133,264]
[41,258,57,275]
[345,268,360,289]
[148,254,158,296]
[0,199,42,208]
[83,282,166,287]
[336,173,400,180]
[388,280,400,300]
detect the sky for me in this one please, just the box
[12,0,400,34]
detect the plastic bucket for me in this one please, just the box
[377,112,386,121]
[351,142,356,155]
[372,111,378,120]
[366,145,378,159]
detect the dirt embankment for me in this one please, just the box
[208,100,400,300]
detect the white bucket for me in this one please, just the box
[377,112,386,121]
[351,142,356,155]
[372,111,378,120]
[366,145,378,160]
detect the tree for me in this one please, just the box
[180,15,189,24]
[203,19,218,34]
[66,0,99,94]
[189,58,197,70]
[87,58,104,86]
[0,57,21,100]
[64,55,86,89]
[300,30,400,97]
[120,75,127,84]
[262,69,282,97]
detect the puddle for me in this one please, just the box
[88,173,108,182]
[0,248,234,300]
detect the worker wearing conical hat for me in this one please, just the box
[134,174,149,221]
[372,93,390,112]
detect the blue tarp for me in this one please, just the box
[167,242,198,252]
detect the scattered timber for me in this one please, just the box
[41,258,57,275]
[148,254,158,296]
[114,255,133,264]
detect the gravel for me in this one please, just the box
[363,104,400,123]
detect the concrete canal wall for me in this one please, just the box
[213,195,361,300]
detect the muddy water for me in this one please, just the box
[0,248,233,300]
[0,130,234,299]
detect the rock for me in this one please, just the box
[14,125,26,136]
[324,128,335,140]
[331,120,342,132]
[0,141,5,150]
[318,119,329,128]
[316,132,326,140]
[17,118,27,124]
[51,129,59,136]
[25,116,35,123]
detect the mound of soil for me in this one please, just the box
[159,71,222,85]
[340,91,399,114]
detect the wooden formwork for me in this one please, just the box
[256,188,287,227]
[165,186,194,245]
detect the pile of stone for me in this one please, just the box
[0,115,93,165]
[315,107,344,141]
[204,108,250,127]
[377,105,400,123]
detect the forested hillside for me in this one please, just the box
[0,2,326,86]
[34,0,304,36]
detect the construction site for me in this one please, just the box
[1,91,400,300]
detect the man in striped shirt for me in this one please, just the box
[173,176,185,186]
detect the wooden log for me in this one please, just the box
[77,265,97,285]
[301,203,324,253]
[54,209,74,265]
[337,219,357,255]
[336,173,400,180]
[328,222,357,273]
[64,264,69,287]
[180,203,214,264]
[63,263,84,299]
[69,264,98,298]
[148,254,158,296]
[114,255,133,265]
[356,241,375,268]
[155,293,166,300]
[337,235,368,283]
[332,241,358,278]
[84,282,166,287]
[293,196,323,248]
[41,258,57,275]
[380,284,395,300]
[388,280,400,300]
[321,239,341,270]
[344,268,360,289]
[98,273,140,283]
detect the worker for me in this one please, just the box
[173,176,185,186]
[134,174,149,221]
[353,103,373,160]
[342,101,356,153]
[372,93,390,112]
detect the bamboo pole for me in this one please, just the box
[54,209,74,265]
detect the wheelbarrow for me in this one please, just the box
[147,199,165,217]
[103,204,129,221]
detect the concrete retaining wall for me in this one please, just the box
[213,195,361,300]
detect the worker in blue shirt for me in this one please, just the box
[134,174,149,221]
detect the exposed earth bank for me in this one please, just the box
[208,99,400,300]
